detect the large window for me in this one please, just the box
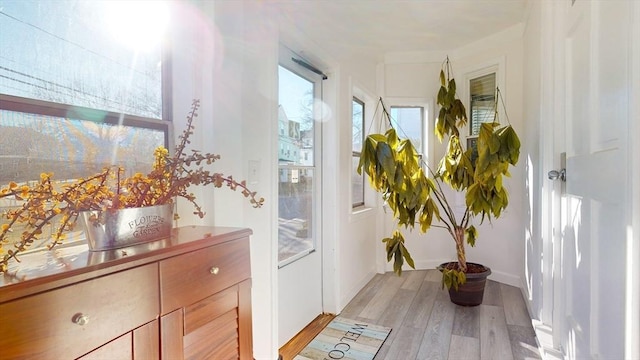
[0,1,170,247]
[352,97,365,208]
[0,0,167,118]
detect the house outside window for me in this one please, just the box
[352,97,364,208]
[0,1,170,248]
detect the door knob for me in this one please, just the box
[548,169,566,182]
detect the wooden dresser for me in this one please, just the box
[0,226,253,360]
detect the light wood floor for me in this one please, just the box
[280,269,541,360]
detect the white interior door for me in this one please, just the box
[277,46,324,346]
[552,1,632,358]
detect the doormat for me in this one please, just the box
[294,316,391,360]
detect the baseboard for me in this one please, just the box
[338,268,377,313]
[487,269,521,288]
[532,320,564,360]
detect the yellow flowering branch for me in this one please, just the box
[0,100,264,272]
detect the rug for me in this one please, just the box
[294,317,392,360]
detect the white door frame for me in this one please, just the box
[543,1,640,358]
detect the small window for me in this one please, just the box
[352,97,365,208]
[390,106,424,157]
[469,73,496,136]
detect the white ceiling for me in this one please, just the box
[267,0,528,62]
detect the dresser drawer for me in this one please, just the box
[159,238,250,314]
[0,263,159,360]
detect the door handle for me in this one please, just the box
[548,169,566,182]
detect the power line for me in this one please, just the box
[0,72,160,119]
[0,10,157,77]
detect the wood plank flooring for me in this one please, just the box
[278,313,336,360]
[280,270,541,360]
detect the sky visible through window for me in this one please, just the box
[0,0,164,118]
[278,66,313,130]
[0,0,167,185]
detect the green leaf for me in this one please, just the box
[440,69,446,87]
[376,142,396,184]
[441,267,467,290]
[465,225,477,247]
[400,241,415,269]
[383,230,412,276]
[437,86,447,107]
[386,128,399,148]
[449,78,457,95]
[495,173,503,191]
[500,126,521,165]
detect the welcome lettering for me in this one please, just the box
[324,323,369,360]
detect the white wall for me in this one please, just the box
[521,0,541,311]
[269,2,382,316]
[377,26,526,287]
[169,1,382,358]
[169,2,277,358]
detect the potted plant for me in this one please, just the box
[358,58,520,306]
[0,99,264,272]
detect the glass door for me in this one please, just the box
[277,46,324,346]
[277,64,318,266]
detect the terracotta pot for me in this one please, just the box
[438,262,491,307]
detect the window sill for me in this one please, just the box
[349,206,374,223]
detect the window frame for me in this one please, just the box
[276,45,324,268]
[0,94,171,143]
[461,58,505,153]
[0,2,173,250]
[468,72,497,137]
[351,96,365,208]
[0,4,173,148]
[385,97,433,171]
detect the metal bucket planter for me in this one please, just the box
[81,204,173,251]
[438,262,491,307]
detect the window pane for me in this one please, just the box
[278,168,314,262]
[352,156,364,207]
[469,73,496,136]
[390,107,423,155]
[352,98,363,153]
[278,63,319,265]
[278,67,313,166]
[0,0,165,119]
[352,97,364,207]
[0,109,166,249]
[0,109,165,184]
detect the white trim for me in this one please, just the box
[349,206,374,223]
[452,23,525,60]
[384,50,449,65]
[383,97,434,171]
[339,269,377,314]
[382,23,525,65]
[349,79,377,218]
[626,2,640,358]
[459,56,507,139]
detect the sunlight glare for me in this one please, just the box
[105,0,169,52]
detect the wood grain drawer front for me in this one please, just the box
[0,264,159,360]
[159,239,250,314]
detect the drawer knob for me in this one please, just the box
[209,266,220,275]
[72,313,89,326]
